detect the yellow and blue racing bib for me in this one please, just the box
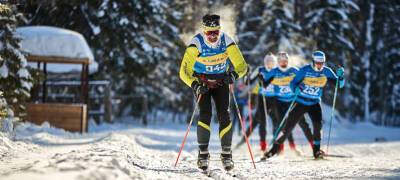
[193,34,230,74]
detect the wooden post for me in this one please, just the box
[104,82,112,123]
[81,64,89,132]
[42,62,47,103]
[142,95,148,126]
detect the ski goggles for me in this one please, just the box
[314,61,324,65]
[204,30,220,36]
[277,52,289,61]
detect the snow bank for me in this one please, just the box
[0,132,13,153]
[16,26,98,74]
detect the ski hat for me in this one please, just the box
[264,53,277,64]
[264,54,277,70]
[202,14,221,31]
[277,51,289,61]
[312,51,326,63]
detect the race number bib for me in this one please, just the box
[280,86,291,94]
[205,61,227,73]
[303,85,320,96]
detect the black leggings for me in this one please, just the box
[275,101,314,145]
[240,96,279,142]
[197,83,232,151]
[275,103,322,145]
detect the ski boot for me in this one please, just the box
[197,150,210,171]
[221,150,234,171]
[313,144,325,159]
[261,143,279,161]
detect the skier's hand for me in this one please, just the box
[243,74,249,84]
[257,73,264,82]
[191,81,208,95]
[223,71,238,85]
[294,87,301,95]
[336,67,345,79]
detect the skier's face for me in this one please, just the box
[278,59,288,68]
[204,30,220,43]
[265,60,276,69]
[314,62,324,71]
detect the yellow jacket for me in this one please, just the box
[179,33,248,87]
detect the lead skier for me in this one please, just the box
[179,14,248,171]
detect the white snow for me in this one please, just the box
[0,63,8,78]
[0,114,400,180]
[17,68,30,78]
[16,26,98,74]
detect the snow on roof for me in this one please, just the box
[16,26,98,74]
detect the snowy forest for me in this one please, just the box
[1,0,399,126]
[1,1,400,180]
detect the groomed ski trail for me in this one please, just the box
[1,121,400,179]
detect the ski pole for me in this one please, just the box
[260,81,269,140]
[326,78,339,155]
[230,84,256,169]
[247,79,253,138]
[269,90,299,146]
[174,94,202,167]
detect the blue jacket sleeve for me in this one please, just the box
[290,68,305,90]
[325,67,345,88]
[262,69,275,86]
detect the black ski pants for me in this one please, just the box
[197,83,232,152]
[275,102,322,145]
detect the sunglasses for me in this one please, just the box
[204,30,220,36]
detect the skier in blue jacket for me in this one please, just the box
[260,52,314,155]
[263,51,345,159]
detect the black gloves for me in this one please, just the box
[223,71,238,85]
[258,73,266,87]
[191,81,208,95]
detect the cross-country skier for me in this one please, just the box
[235,54,280,152]
[260,52,314,155]
[263,51,345,159]
[179,14,248,171]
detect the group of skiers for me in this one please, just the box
[179,14,345,171]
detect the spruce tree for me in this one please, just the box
[0,4,33,119]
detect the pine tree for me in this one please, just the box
[0,4,33,118]
[349,0,400,125]
[237,0,304,65]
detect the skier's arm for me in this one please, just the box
[179,45,200,87]
[226,44,248,78]
[325,67,345,88]
[248,67,260,84]
[261,70,275,87]
[290,69,305,90]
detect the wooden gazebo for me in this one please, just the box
[17,26,97,133]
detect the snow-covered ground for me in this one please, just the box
[1,119,400,180]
